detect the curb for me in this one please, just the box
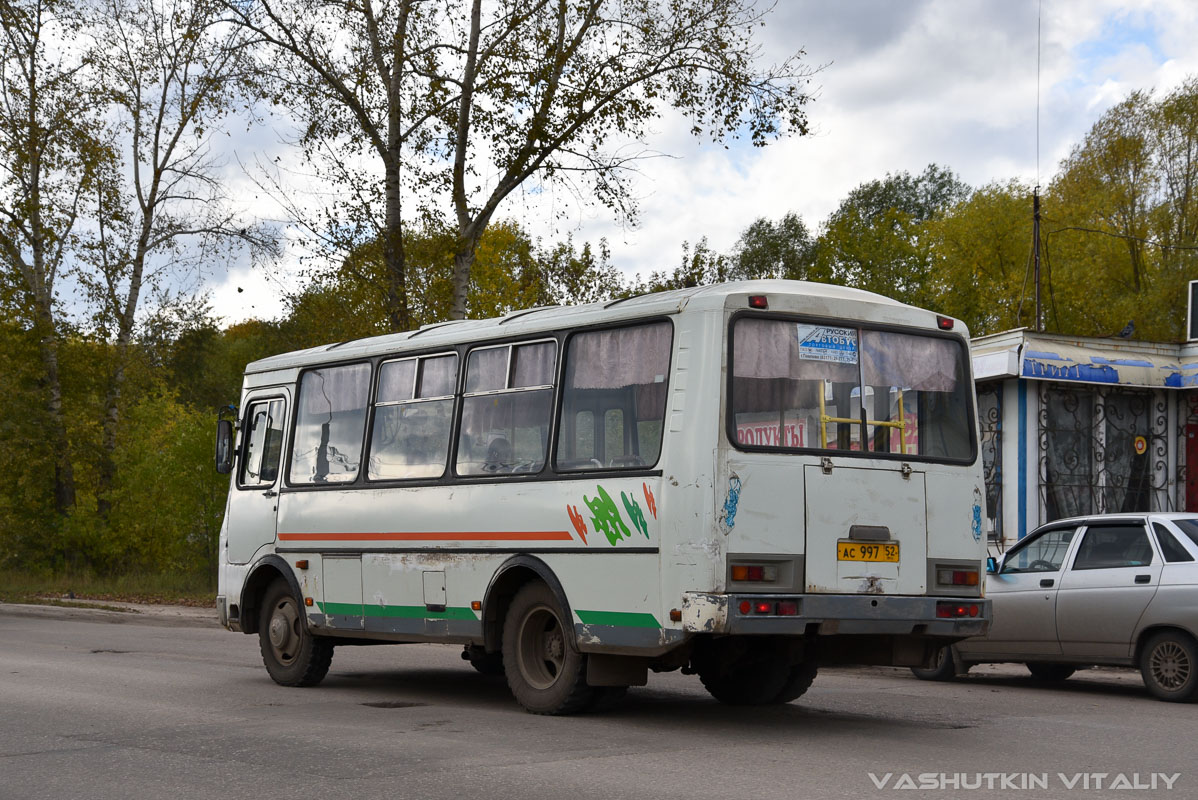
[0,601,220,629]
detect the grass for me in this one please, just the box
[0,569,215,607]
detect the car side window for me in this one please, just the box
[1000,527,1076,573]
[1071,524,1154,570]
[1153,523,1194,563]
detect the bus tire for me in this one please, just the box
[502,581,594,715]
[773,662,819,703]
[258,578,333,687]
[698,650,790,705]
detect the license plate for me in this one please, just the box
[837,540,900,563]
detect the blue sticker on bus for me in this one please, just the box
[796,325,858,364]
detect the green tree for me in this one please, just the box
[0,0,103,516]
[108,393,229,577]
[815,164,969,307]
[1044,81,1198,341]
[730,212,817,280]
[925,181,1035,336]
[630,237,732,295]
[282,220,624,342]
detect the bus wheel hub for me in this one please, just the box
[269,615,291,649]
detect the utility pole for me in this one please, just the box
[1033,187,1042,332]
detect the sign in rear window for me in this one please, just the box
[796,325,858,364]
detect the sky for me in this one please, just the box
[207,0,1198,324]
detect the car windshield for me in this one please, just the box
[1172,519,1198,548]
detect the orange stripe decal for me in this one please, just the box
[277,530,574,542]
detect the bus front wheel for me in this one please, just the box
[258,578,333,687]
[502,582,594,715]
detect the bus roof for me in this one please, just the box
[244,279,911,375]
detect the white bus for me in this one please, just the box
[215,280,990,714]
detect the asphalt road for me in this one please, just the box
[0,602,1191,800]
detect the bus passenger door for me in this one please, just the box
[227,392,289,564]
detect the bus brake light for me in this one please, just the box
[936,602,979,618]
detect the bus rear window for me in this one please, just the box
[730,318,974,462]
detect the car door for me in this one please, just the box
[960,526,1078,658]
[1055,522,1162,660]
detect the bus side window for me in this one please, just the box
[368,354,457,480]
[240,399,285,486]
[290,363,371,484]
[456,340,556,476]
[240,403,269,485]
[556,321,672,471]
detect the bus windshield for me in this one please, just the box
[730,317,974,462]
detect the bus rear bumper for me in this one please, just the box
[682,592,991,638]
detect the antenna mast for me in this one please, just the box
[1034,188,1042,332]
[1033,0,1043,332]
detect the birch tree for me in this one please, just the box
[84,0,271,516]
[0,0,101,516]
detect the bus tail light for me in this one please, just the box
[748,295,769,309]
[936,602,980,619]
[731,564,778,582]
[936,315,954,330]
[937,568,979,586]
[737,600,798,616]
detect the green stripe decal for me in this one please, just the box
[575,610,662,629]
[317,602,478,621]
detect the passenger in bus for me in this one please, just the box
[482,437,513,473]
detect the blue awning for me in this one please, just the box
[1020,343,1180,388]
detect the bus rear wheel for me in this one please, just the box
[502,582,594,715]
[697,641,810,705]
[258,578,333,687]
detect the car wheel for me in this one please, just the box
[1025,662,1076,681]
[910,646,959,681]
[1140,631,1198,702]
[502,582,594,715]
[258,578,333,687]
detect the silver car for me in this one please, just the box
[912,513,1198,702]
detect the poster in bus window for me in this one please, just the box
[736,418,806,447]
[795,324,858,364]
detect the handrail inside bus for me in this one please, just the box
[818,388,907,454]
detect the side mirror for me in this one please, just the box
[215,419,235,474]
[985,556,998,574]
